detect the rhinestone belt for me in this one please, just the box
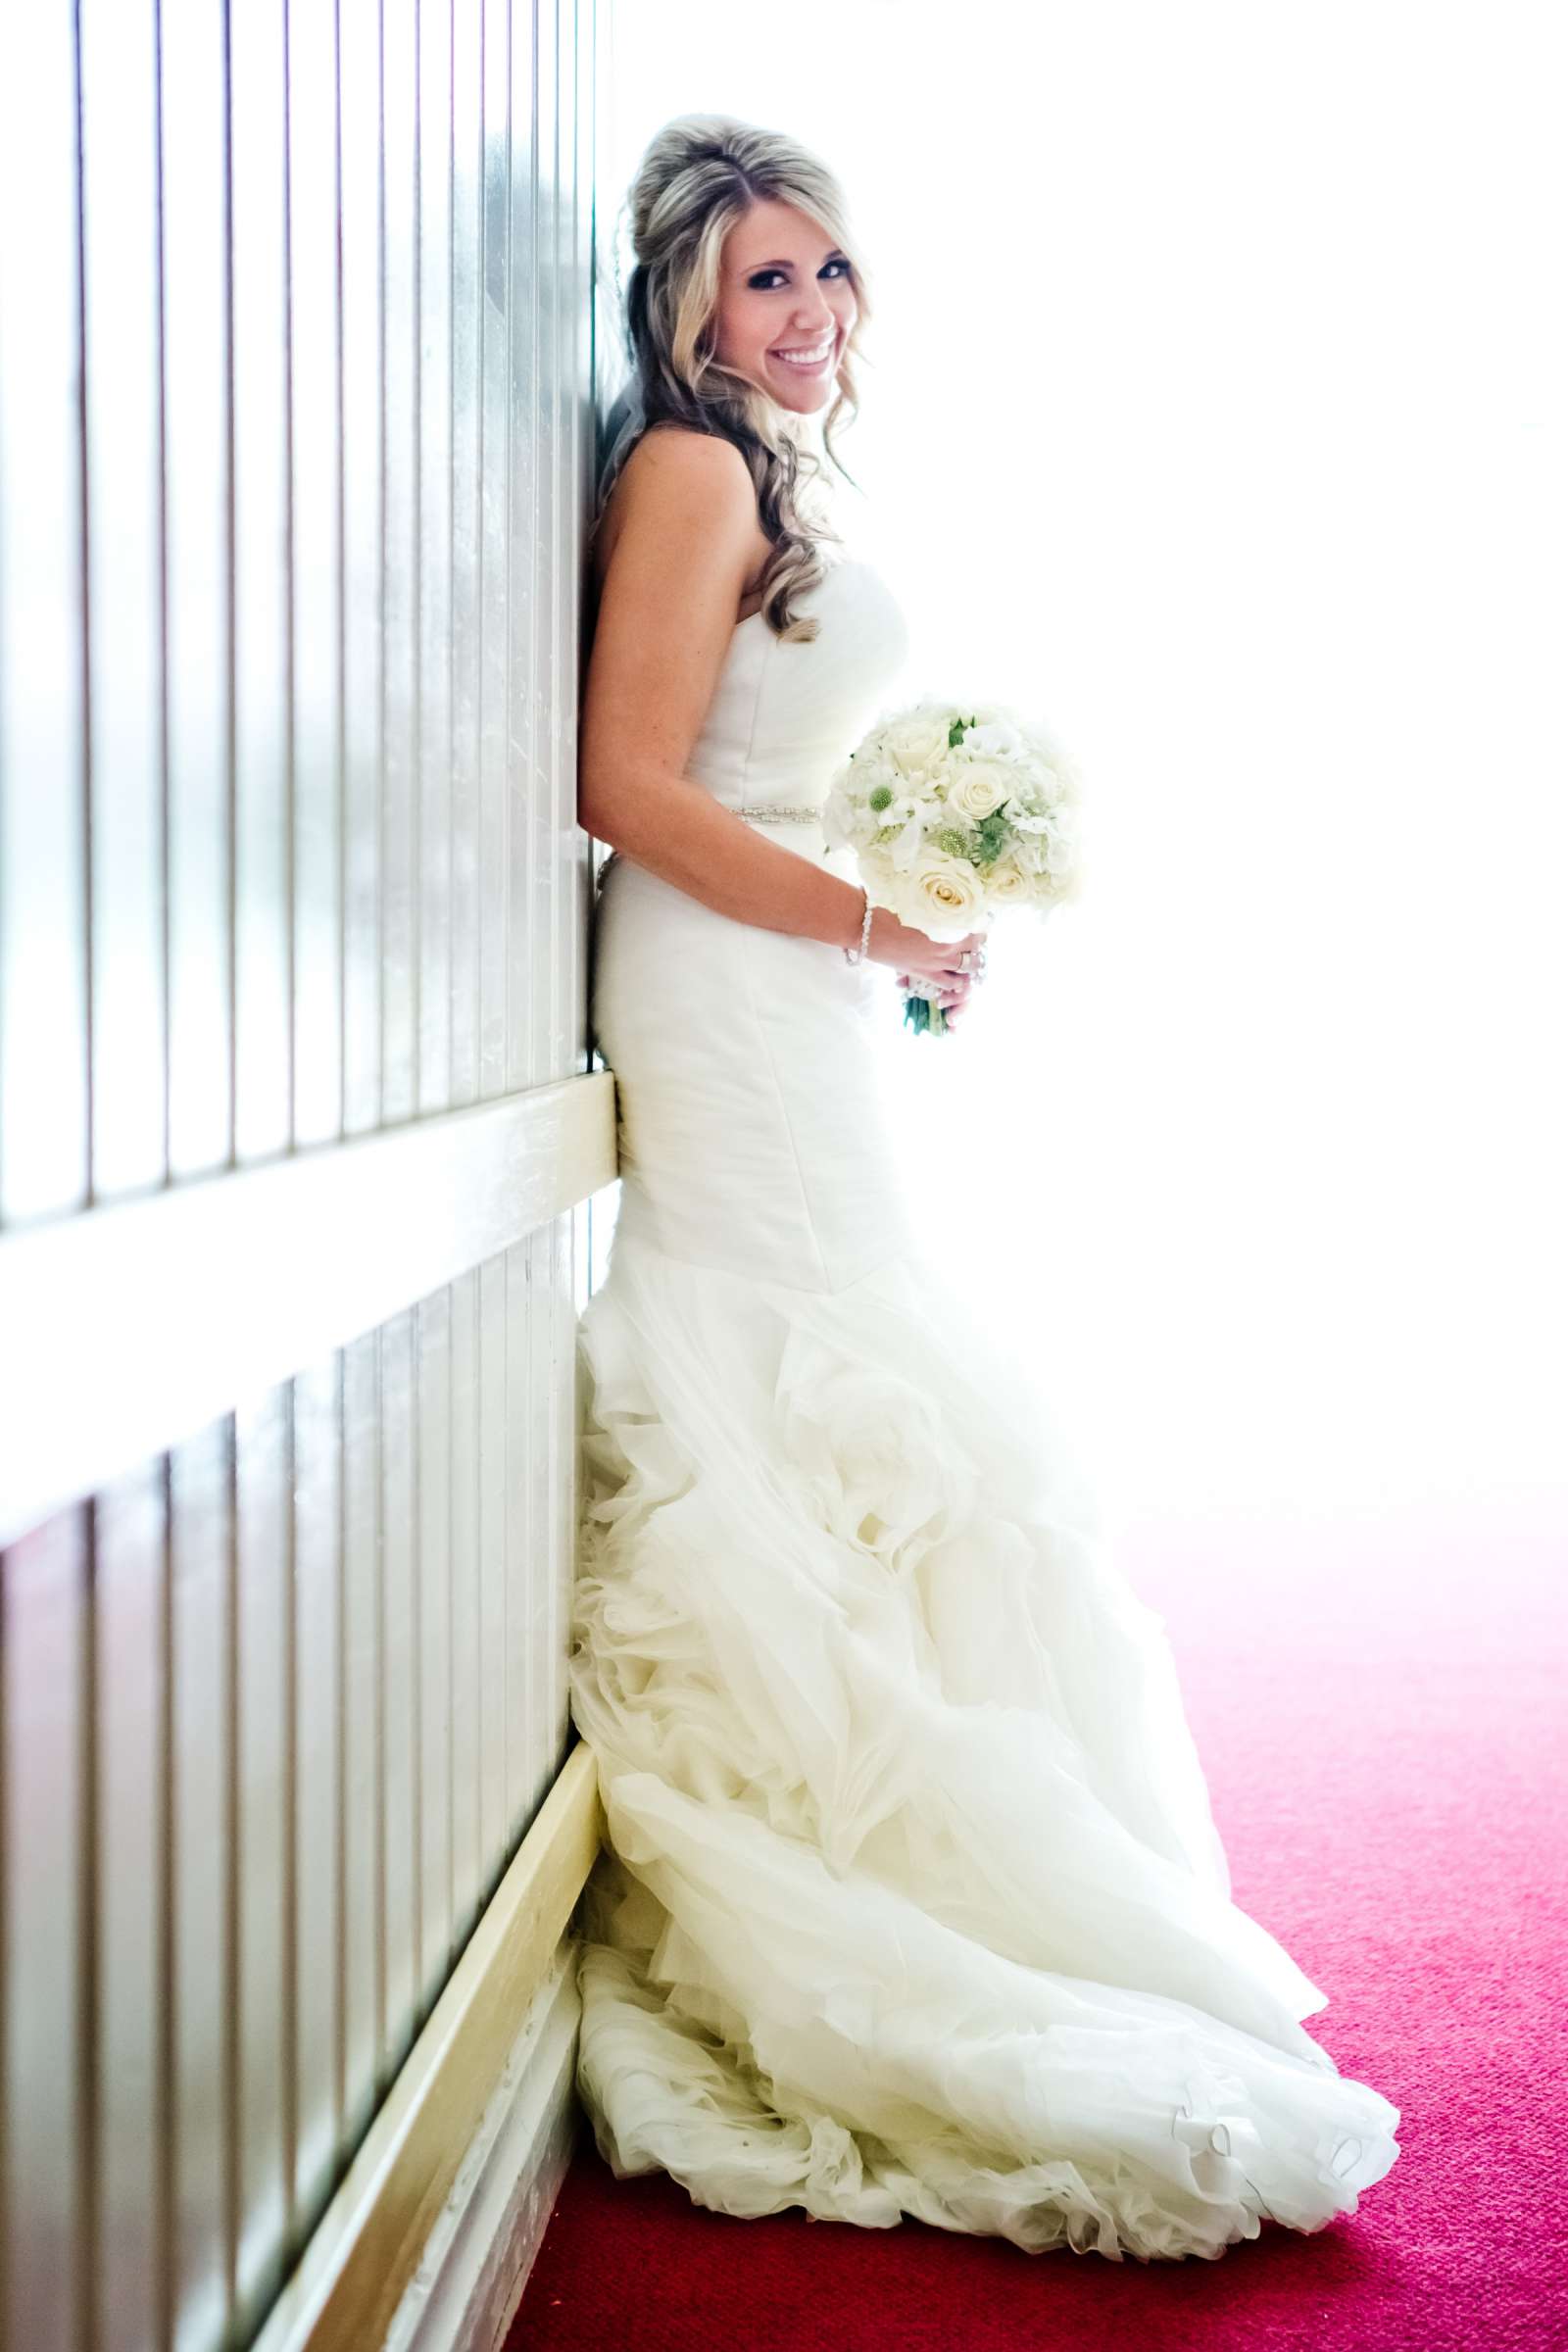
[596,806,824,890]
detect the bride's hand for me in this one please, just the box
[896,969,974,1025]
[870,908,985,1026]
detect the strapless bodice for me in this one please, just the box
[588,549,919,1291]
[687,554,911,819]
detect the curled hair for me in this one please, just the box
[594,114,873,644]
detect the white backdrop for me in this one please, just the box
[601,0,1567,1516]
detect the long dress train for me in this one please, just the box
[567,551,1400,2262]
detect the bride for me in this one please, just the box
[567,113,1400,2263]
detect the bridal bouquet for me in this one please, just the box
[820,700,1085,1035]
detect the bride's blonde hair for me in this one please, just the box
[595,114,873,644]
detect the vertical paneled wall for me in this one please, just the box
[0,1,612,2345]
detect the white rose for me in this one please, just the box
[984,856,1030,902]
[908,850,987,932]
[880,708,956,781]
[948,760,1014,821]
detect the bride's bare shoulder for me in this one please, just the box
[634,419,752,471]
[593,424,766,602]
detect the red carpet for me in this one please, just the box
[512,1493,1568,2350]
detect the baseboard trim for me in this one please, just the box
[252,1740,604,2352]
[385,1944,584,2352]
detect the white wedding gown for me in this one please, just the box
[567,549,1400,2262]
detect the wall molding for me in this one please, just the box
[0,1069,617,1546]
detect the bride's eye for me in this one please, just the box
[749,259,853,290]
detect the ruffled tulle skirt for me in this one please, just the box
[565,1221,1400,2262]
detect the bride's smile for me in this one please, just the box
[710,195,858,414]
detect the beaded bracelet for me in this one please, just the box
[843,887,874,965]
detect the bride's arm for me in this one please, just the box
[577,425,874,956]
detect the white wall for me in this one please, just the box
[603,0,1568,1515]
